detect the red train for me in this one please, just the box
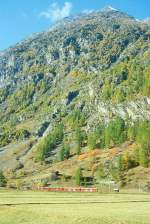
[35,187,98,193]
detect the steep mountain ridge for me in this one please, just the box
[0,9,150,189]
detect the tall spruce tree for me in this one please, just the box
[136,121,150,167]
[0,171,7,187]
[75,167,82,186]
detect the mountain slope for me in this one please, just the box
[0,8,150,189]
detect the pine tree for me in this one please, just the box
[0,171,7,187]
[75,127,85,155]
[136,121,150,167]
[105,117,126,148]
[139,147,149,168]
[76,144,81,155]
[117,155,125,173]
[75,167,82,186]
[36,124,64,162]
[88,133,97,150]
[59,146,65,161]
[64,145,70,159]
[59,144,70,161]
[123,151,131,170]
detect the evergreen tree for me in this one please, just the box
[139,147,149,168]
[75,127,86,155]
[59,146,65,161]
[123,151,131,170]
[136,121,150,167]
[59,144,70,161]
[88,133,97,150]
[105,117,126,148]
[76,144,81,155]
[0,171,7,187]
[75,127,83,147]
[95,123,105,148]
[117,155,125,173]
[64,145,70,159]
[36,124,64,161]
[75,167,83,186]
[127,124,137,141]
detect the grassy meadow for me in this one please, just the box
[0,190,150,224]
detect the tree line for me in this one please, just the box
[36,116,150,169]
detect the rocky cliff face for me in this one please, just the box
[0,8,150,183]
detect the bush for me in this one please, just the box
[95,165,106,180]
[123,151,138,170]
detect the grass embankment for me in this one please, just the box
[0,190,150,224]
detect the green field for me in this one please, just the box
[0,190,150,224]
